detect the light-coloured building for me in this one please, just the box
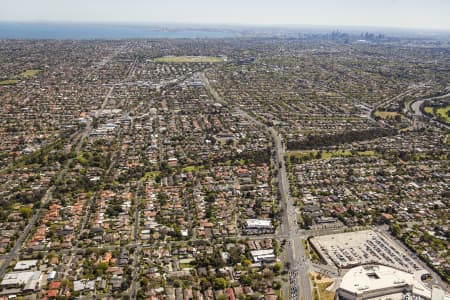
[47,271,57,281]
[0,271,41,292]
[336,265,449,300]
[432,286,446,300]
[13,260,38,271]
[245,219,273,229]
[250,249,276,263]
[74,280,95,292]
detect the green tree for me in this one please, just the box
[95,262,108,276]
[272,262,282,274]
[213,277,228,290]
[140,278,149,291]
[19,206,32,219]
[200,277,211,291]
[423,231,433,243]
[391,223,401,238]
[240,274,252,286]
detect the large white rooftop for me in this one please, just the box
[340,265,414,295]
[1,271,41,291]
[338,265,450,300]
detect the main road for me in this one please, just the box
[200,72,312,300]
[408,92,450,130]
[0,125,90,279]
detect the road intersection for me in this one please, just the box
[202,72,313,300]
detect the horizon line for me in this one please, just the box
[1,20,450,33]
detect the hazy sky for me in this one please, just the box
[1,0,449,30]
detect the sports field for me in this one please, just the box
[152,56,224,63]
[20,69,41,77]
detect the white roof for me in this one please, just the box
[251,249,276,262]
[339,265,437,298]
[251,249,275,257]
[245,219,272,227]
[432,286,446,300]
[13,260,38,271]
[74,280,84,292]
[340,265,412,293]
[1,271,41,288]
[74,280,96,292]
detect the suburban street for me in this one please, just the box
[0,126,90,279]
[202,72,313,300]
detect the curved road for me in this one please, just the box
[409,92,450,130]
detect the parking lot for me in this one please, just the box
[310,230,422,272]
